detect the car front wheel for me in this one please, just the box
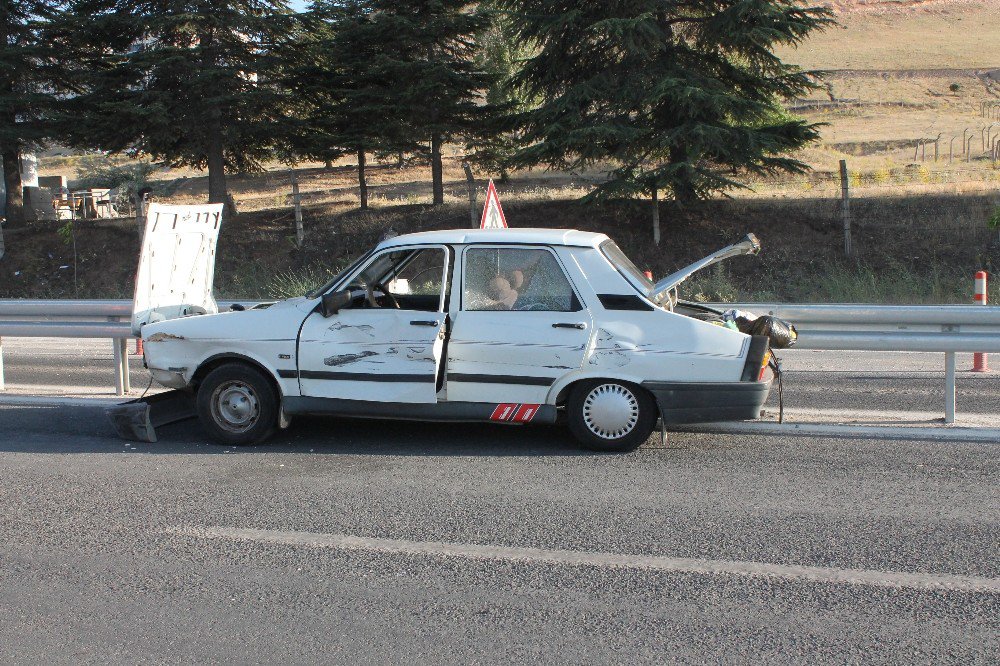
[196,363,279,445]
[567,380,656,452]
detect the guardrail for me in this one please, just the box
[1,300,998,423]
[710,303,1000,423]
[0,299,255,396]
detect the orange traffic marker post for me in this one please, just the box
[972,271,989,373]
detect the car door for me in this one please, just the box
[446,245,593,406]
[297,245,450,403]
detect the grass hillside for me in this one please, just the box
[776,1,1000,70]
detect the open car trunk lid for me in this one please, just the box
[649,233,760,304]
[131,203,224,335]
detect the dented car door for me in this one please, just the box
[295,245,450,403]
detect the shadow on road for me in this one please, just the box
[0,404,596,457]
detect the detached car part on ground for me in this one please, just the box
[109,223,795,452]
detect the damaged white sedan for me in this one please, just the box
[112,227,786,451]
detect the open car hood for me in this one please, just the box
[649,233,760,303]
[131,203,224,335]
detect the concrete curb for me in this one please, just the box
[0,395,127,408]
[673,421,1000,444]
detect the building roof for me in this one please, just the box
[379,228,610,250]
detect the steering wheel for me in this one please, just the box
[366,280,400,309]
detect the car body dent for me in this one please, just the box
[141,297,313,395]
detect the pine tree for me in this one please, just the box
[286,1,420,209]
[465,3,533,183]
[500,0,833,239]
[372,0,491,205]
[0,1,65,226]
[61,0,298,213]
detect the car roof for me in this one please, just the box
[378,228,611,250]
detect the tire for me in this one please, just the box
[566,380,657,452]
[196,363,279,445]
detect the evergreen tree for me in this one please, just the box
[466,3,533,183]
[61,0,298,212]
[373,0,491,205]
[500,0,833,237]
[286,1,419,209]
[0,1,65,226]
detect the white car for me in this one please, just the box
[115,228,775,451]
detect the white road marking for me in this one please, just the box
[672,421,1000,444]
[170,526,1000,593]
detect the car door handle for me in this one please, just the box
[552,322,587,330]
[410,320,440,327]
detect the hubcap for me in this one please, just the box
[210,381,260,433]
[582,384,640,440]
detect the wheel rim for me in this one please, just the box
[210,380,260,433]
[582,383,640,440]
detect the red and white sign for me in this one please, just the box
[479,179,508,229]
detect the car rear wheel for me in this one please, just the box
[567,380,656,452]
[196,363,279,445]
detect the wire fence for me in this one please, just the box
[723,162,1000,250]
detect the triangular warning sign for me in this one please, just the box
[479,179,508,229]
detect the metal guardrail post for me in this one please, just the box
[112,338,125,397]
[945,352,957,424]
[120,338,130,393]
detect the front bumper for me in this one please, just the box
[642,380,772,424]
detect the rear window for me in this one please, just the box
[600,241,652,293]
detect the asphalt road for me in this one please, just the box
[0,340,998,664]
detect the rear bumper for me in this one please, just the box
[642,380,771,424]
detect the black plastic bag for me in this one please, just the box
[747,315,798,349]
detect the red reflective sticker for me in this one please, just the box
[490,403,519,421]
[513,404,540,423]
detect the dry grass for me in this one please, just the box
[776,2,1000,70]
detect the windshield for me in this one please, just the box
[600,240,652,293]
[305,250,375,299]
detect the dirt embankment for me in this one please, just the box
[2,190,996,302]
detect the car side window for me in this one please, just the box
[463,248,579,312]
[348,247,446,312]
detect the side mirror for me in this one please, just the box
[321,290,352,317]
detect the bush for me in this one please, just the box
[988,207,1000,230]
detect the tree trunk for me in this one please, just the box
[206,119,229,213]
[396,151,404,169]
[431,133,444,205]
[2,148,23,227]
[357,148,368,210]
[651,186,660,245]
[324,158,333,170]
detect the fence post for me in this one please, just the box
[291,170,304,247]
[949,136,955,163]
[134,192,147,235]
[839,159,852,257]
[0,336,4,392]
[652,187,660,245]
[462,162,476,227]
